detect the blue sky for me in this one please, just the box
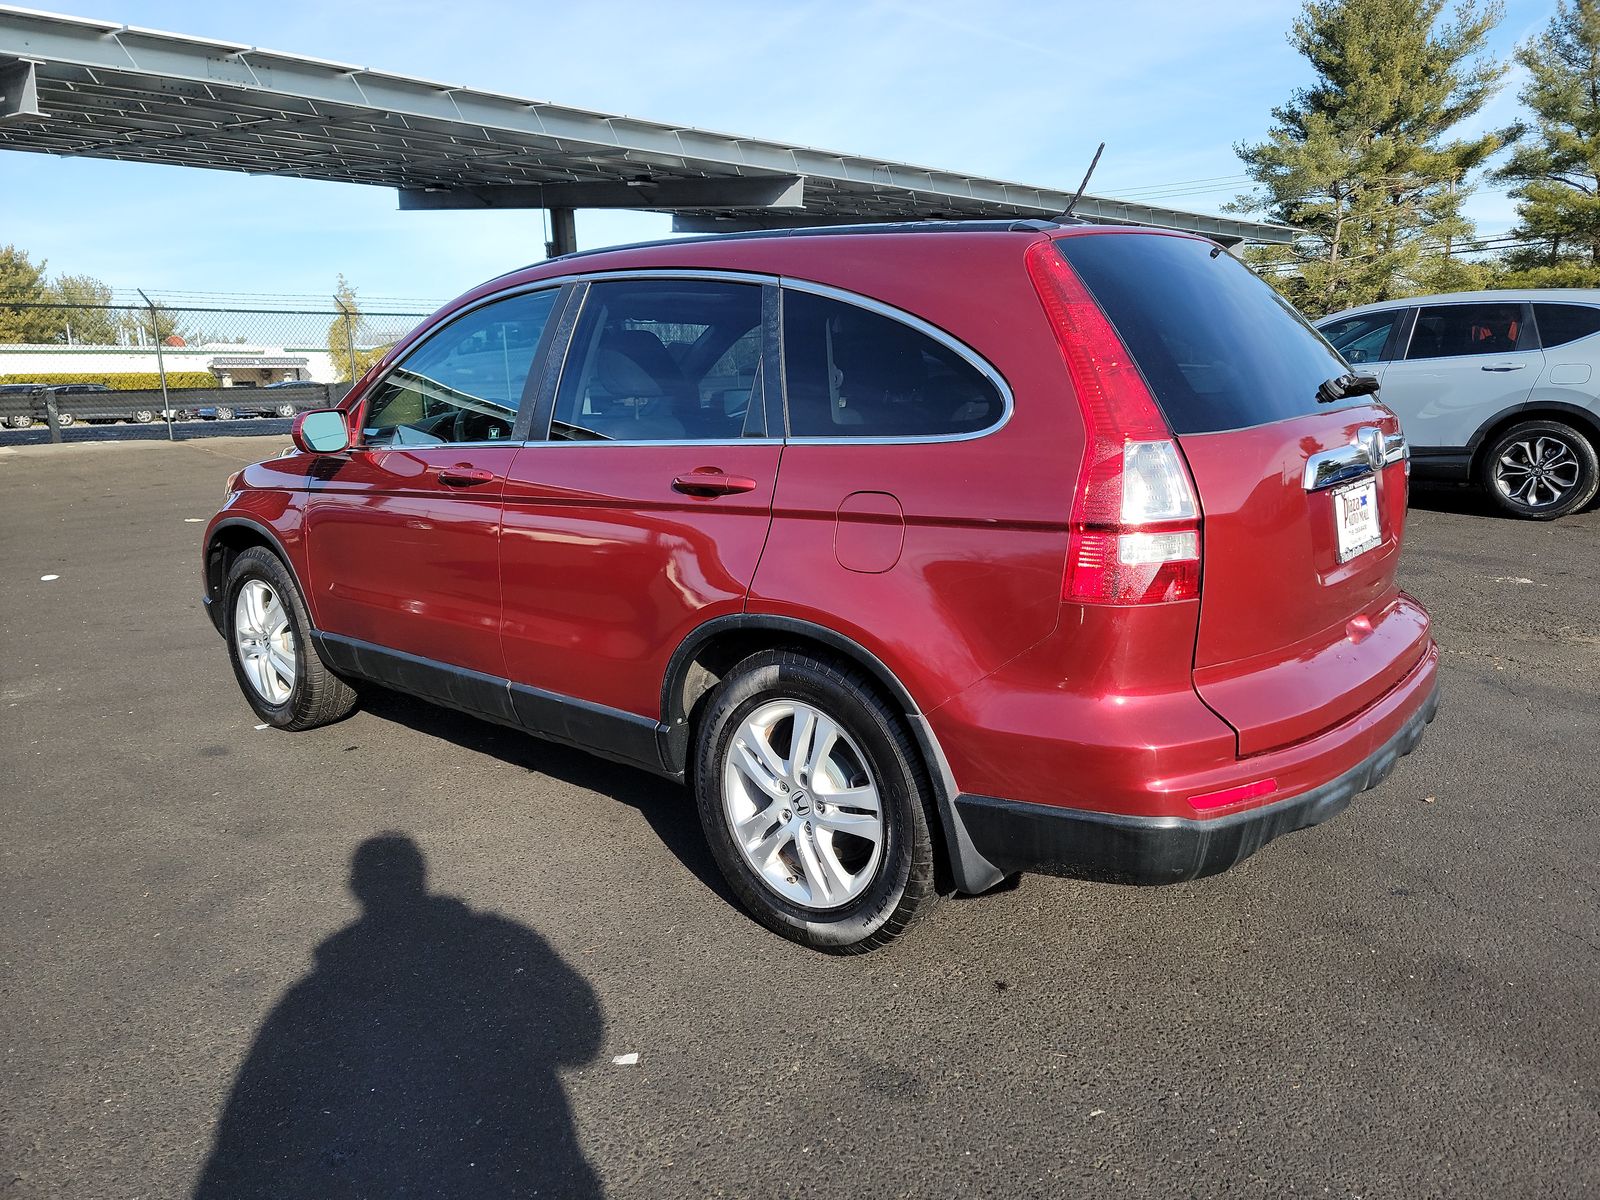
[0,0,1560,307]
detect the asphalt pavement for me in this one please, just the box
[2,437,1596,1199]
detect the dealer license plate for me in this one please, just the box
[1333,478,1381,563]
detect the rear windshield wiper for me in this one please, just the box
[1316,373,1381,405]
[550,419,611,441]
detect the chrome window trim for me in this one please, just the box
[418,267,1015,448]
[513,438,785,449]
[775,279,1015,445]
[372,267,1017,448]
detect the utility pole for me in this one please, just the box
[138,289,176,442]
[333,293,357,386]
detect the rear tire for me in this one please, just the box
[693,649,936,953]
[224,547,358,730]
[131,408,155,424]
[1480,419,1599,520]
[7,415,31,429]
[214,405,236,422]
[273,403,296,419]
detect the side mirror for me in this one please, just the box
[291,409,350,454]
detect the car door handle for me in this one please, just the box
[672,469,759,496]
[1480,363,1526,372]
[438,465,497,487]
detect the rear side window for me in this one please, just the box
[1319,311,1401,364]
[1056,234,1351,434]
[1406,304,1524,359]
[1534,303,1600,348]
[554,279,763,442]
[781,289,1005,438]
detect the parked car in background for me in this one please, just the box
[204,221,1438,952]
[199,383,321,421]
[33,384,159,426]
[1318,291,1600,519]
[0,383,44,429]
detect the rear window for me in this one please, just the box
[1056,234,1352,434]
[1534,302,1600,348]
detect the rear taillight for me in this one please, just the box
[1025,240,1202,605]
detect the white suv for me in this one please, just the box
[1317,291,1600,519]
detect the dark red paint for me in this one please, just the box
[206,223,1437,836]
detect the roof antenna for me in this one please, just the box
[1054,142,1105,223]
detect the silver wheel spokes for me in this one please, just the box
[233,579,296,705]
[722,699,883,910]
[1495,436,1581,507]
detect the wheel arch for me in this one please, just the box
[1468,401,1600,479]
[204,518,297,634]
[660,614,1007,895]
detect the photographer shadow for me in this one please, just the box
[193,833,604,1199]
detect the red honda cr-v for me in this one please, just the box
[204,221,1438,952]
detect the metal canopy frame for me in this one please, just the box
[0,6,1294,256]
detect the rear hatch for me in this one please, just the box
[1056,232,1430,755]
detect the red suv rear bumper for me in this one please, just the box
[947,645,1439,885]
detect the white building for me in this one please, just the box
[0,342,341,387]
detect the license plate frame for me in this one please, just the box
[1332,477,1382,563]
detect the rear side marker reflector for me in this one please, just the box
[1189,777,1278,811]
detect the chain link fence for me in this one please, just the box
[0,297,434,441]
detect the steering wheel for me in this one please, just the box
[450,407,511,443]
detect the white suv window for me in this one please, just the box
[1533,303,1600,348]
[1406,304,1524,360]
[1321,312,1400,364]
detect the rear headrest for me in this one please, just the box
[596,328,682,397]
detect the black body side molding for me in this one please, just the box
[311,632,671,779]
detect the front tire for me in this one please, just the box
[1481,420,1599,519]
[214,405,236,422]
[224,547,358,730]
[693,650,936,953]
[131,408,155,424]
[273,403,296,419]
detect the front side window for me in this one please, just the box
[1405,304,1524,360]
[1320,311,1401,364]
[1533,303,1600,349]
[781,290,1005,438]
[552,280,763,442]
[361,289,558,446]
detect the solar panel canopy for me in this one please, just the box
[0,7,1294,248]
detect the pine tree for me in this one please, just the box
[1236,0,1506,316]
[1493,0,1600,284]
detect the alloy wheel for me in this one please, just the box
[233,579,296,705]
[1492,434,1582,509]
[721,699,884,910]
